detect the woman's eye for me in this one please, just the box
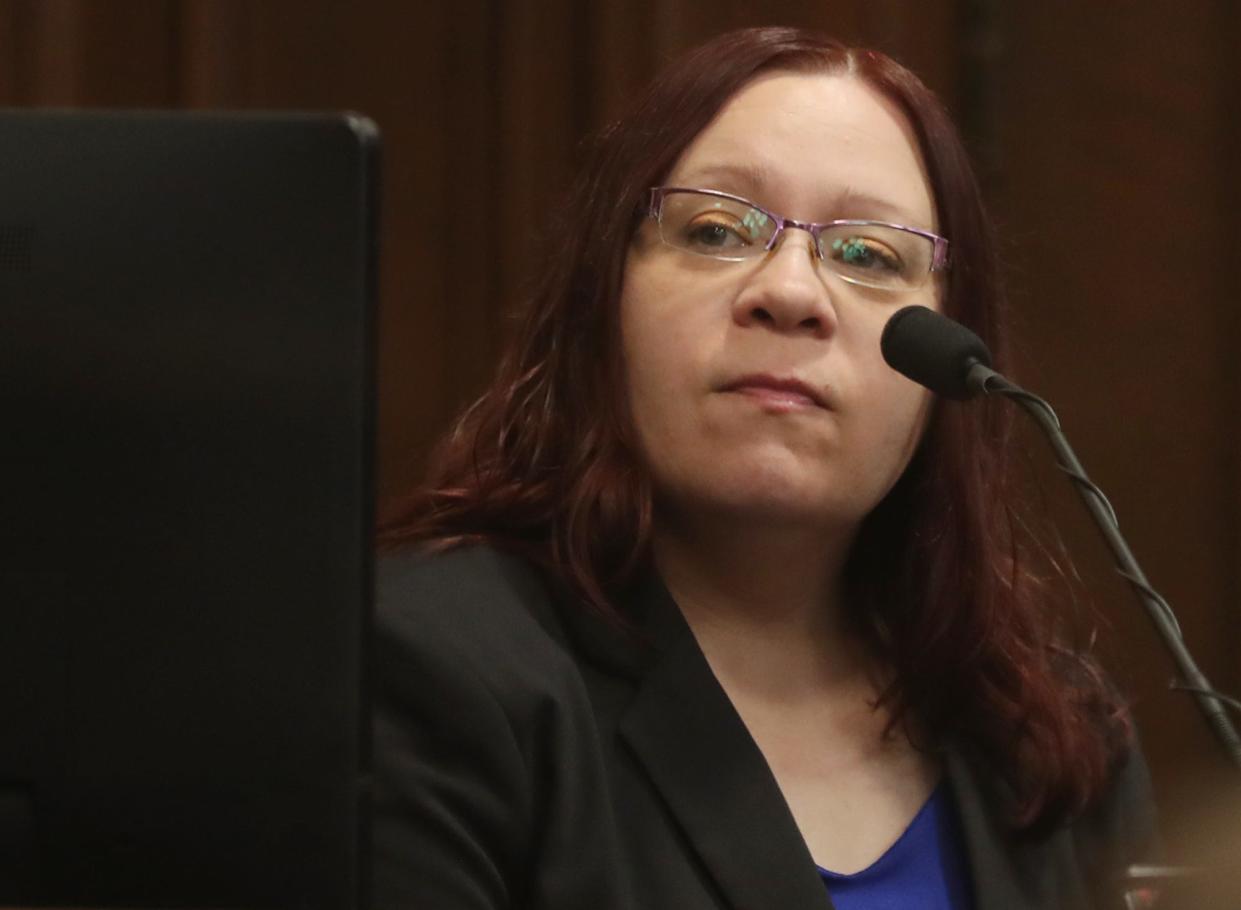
[682,216,750,249]
[829,235,902,272]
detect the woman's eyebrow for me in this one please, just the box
[672,161,771,191]
[834,188,928,226]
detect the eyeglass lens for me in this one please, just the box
[656,191,934,290]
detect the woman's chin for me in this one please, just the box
[664,469,874,532]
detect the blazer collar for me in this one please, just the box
[612,572,834,910]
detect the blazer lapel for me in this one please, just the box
[946,746,1074,910]
[615,579,833,910]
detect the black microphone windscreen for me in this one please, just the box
[880,305,993,400]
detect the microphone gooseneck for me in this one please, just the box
[879,306,1241,770]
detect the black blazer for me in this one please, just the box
[371,546,1158,910]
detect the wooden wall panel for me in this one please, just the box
[177,0,250,107]
[72,0,178,105]
[645,0,862,57]
[996,0,1241,840]
[13,0,83,104]
[433,2,503,437]
[586,0,658,127]
[0,4,18,104]
[1226,0,1241,696]
[579,1,961,139]
[492,0,581,326]
[13,0,177,105]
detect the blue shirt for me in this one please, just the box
[816,782,975,910]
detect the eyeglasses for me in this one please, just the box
[646,187,950,292]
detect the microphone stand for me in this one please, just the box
[965,362,1241,770]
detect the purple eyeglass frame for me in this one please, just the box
[647,186,951,273]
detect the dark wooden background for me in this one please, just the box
[5,0,1237,857]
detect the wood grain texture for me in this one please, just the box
[0,2,18,103]
[996,0,1241,840]
[177,0,251,107]
[18,0,178,105]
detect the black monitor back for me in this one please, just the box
[0,111,376,908]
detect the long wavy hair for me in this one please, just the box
[381,26,1130,834]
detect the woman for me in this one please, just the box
[374,27,1157,910]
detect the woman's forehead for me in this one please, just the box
[666,72,937,229]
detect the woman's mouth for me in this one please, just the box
[721,374,829,411]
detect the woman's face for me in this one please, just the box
[620,71,940,533]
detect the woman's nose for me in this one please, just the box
[730,229,837,338]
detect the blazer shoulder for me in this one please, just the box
[375,544,578,699]
[372,545,631,909]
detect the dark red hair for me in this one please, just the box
[381,26,1130,833]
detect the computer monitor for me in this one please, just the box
[0,110,377,908]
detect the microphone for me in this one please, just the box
[880,304,997,399]
[879,305,1241,770]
